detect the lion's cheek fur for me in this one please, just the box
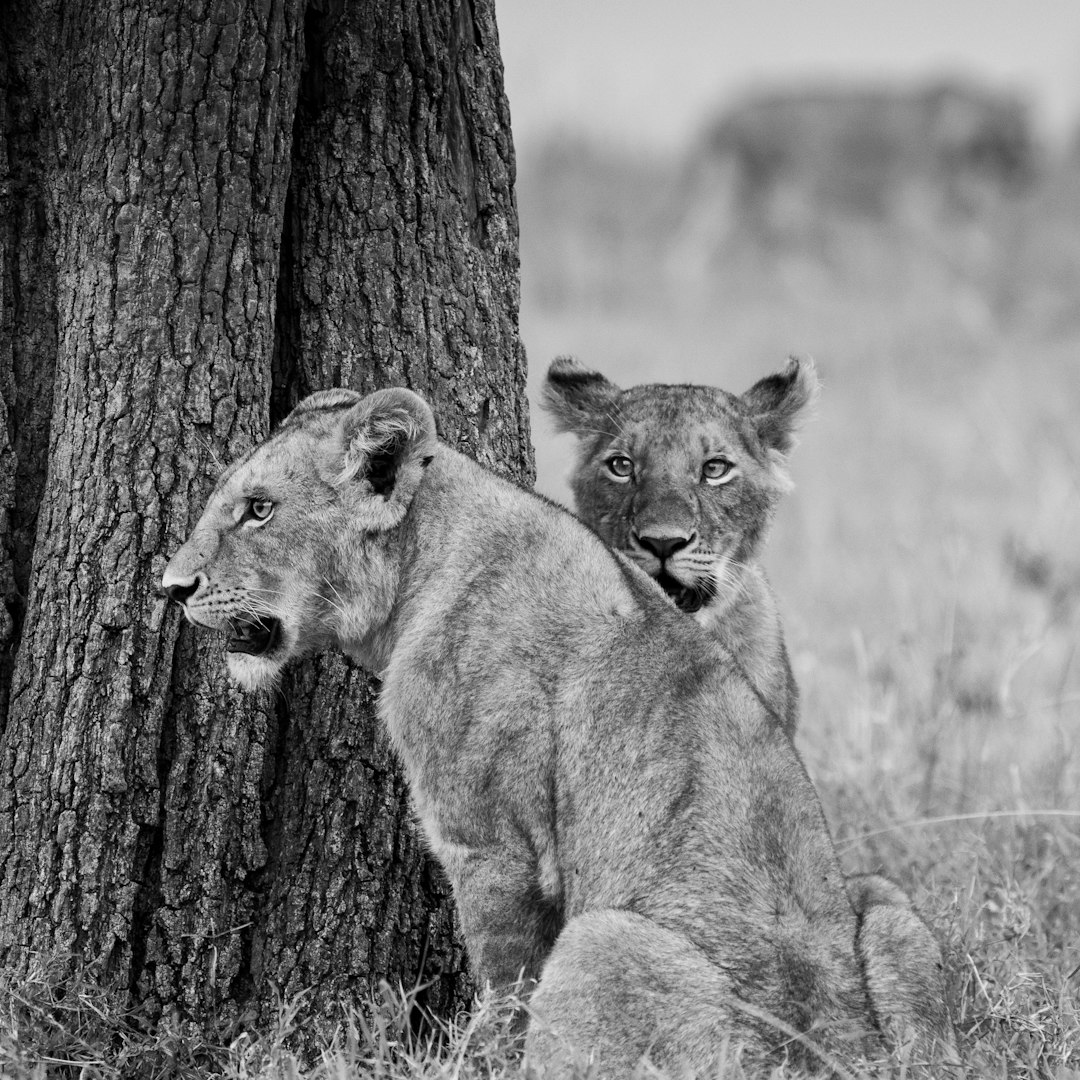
[329,534,405,668]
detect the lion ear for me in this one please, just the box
[741,356,819,456]
[336,387,438,531]
[542,355,622,437]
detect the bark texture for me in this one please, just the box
[0,0,58,734]
[273,0,529,476]
[0,0,529,1034]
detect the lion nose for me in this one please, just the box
[162,572,203,606]
[635,533,693,561]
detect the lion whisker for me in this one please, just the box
[319,579,351,619]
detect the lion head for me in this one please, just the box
[161,387,437,690]
[543,356,817,616]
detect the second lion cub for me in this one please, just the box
[545,356,958,1065]
[544,354,813,735]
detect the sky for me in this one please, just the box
[495,0,1080,155]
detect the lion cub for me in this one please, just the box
[544,354,813,735]
[545,356,957,1064]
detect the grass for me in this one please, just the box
[5,150,1080,1080]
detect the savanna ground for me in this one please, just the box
[4,140,1080,1079]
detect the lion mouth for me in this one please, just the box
[655,571,714,615]
[227,615,282,657]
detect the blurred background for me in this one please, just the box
[497,1,1080,839]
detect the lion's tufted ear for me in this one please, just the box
[335,387,438,531]
[741,356,819,456]
[542,356,622,437]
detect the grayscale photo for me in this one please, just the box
[1,1,1076,1076]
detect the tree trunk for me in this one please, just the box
[0,0,530,1035]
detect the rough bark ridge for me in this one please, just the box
[275,0,530,477]
[0,0,305,1020]
[0,1,58,735]
[256,0,530,1025]
[0,0,531,1035]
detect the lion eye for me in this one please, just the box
[702,458,736,485]
[242,497,275,526]
[605,455,634,481]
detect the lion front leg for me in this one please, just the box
[848,874,960,1066]
[447,843,564,995]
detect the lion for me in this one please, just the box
[162,386,956,1075]
[543,354,957,1056]
[543,354,813,736]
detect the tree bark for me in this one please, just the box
[0,0,58,736]
[0,0,529,1035]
